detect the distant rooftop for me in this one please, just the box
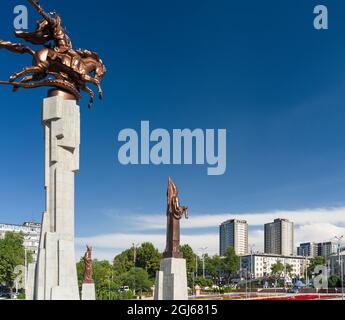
[220,219,247,225]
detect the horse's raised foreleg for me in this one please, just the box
[0,40,35,56]
[9,66,45,83]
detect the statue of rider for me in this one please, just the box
[28,0,78,68]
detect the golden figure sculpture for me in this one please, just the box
[164,177,189,258]
[0,0,106,108]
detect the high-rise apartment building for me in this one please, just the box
[264,218,294,256]
[219,219,248,256]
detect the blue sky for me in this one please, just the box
[1,0,345,259]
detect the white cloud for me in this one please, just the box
[76,206,345,261]
[128,206,345,230]
[295,223,345,244]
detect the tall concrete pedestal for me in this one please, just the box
[81,283,96,300]
[33,95,80,300]
[25,262,36,300]
[154,258,188,300]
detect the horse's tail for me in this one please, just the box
[0,40,35,56]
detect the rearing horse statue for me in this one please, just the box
[0,0,106,108]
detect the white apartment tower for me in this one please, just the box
[219,219,248,256]
[264,218,294,256]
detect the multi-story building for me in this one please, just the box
[264,218,294,256]
[297,241,337,258]
[241,253,310,279]
[219,219,248,256]
[328,250,345,276]
[318,241,337,257]
[297,242,318,257]
[0,221,41,262]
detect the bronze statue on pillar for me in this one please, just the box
[83,245,94,284]
[163,177,188,259]
[0,0,106,108]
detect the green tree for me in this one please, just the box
[271,261,284,280]
[223,247,239,280]
[113,248,135,275]
[0,232,30,291]
[120,267,153,293]
[194,276,213,288]
[307,256,326,277]
[205,255,224,279]
[285,264,293,277]
[136,242,161,279]
[77,258,121,300]
[180,244,197,274]
[328,275,340,288]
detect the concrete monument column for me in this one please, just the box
[33,93,80,300]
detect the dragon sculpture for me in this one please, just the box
[0,0,106,108]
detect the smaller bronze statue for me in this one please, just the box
[83,245,94,284]
[163,177,188,259]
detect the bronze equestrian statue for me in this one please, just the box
[0,0,106,108]
[83,245,94,284]
[163,177,188,259]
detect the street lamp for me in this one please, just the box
[199,247,208,279]
[132,243,140,267]
[24,249,27,294]
[335,235,344,301]
[248,244,255,299]
[132,243,140,296]
[303,247,308,287]
[195,255,198,278]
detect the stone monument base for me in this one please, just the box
[25,262,36,300]
[82,283,96,300]
[154,258,188,300]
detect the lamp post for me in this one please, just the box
[335,235,344,301]
[303,248,308,287]
[132,243,140,296]
[195,255,198,277]
[24,248,27,294]
[249,244,255,299]
[199,247,208,279]
[245,267,248,299]
[132,243,140,267]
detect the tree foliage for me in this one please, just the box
[194,276,213,288]
[223,247,240,278]
[328,275,340,288]
[285,263,293,276]
[271,261,284,279]
[205,255,224,278]
[307,256,326,277]
[0,232,28,289]
[120,267,153,293]
[180,244,197,274]
[113,242,161,280]
[136,242,161,279]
